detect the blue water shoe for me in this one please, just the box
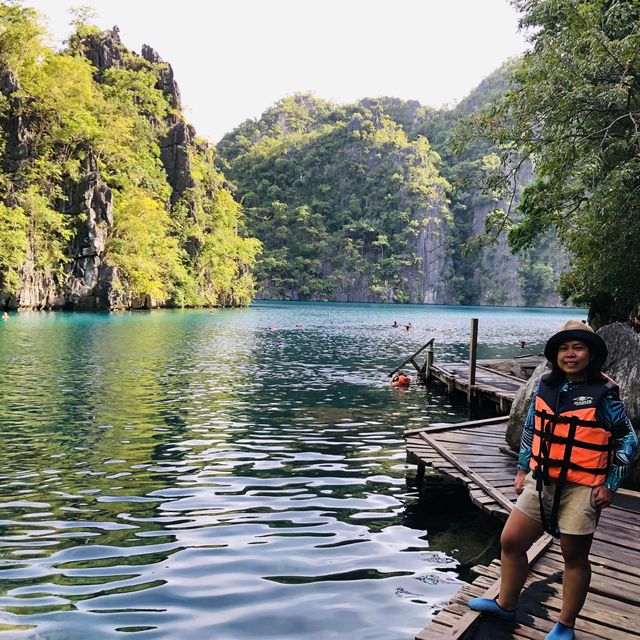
[467,597,515,621]
[546,622,575,640]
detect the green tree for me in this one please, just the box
[475,0,640,314]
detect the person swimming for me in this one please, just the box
[390,371,411,387]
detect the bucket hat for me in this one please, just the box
[543,320,608,364]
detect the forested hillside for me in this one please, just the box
[218,96,453,303]
[218,69,566,306]
[0,5,259,310]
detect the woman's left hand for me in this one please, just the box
[592,485,614,510]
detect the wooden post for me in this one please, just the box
[424,346,433,384]
[415,461,426,488]
[468,318,479,413]
[468,318,478,387]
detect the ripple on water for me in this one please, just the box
[0,303,582,638]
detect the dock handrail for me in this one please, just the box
[388,338,434,379]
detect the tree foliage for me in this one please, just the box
[218,94,452,302]
[473,0,640,310]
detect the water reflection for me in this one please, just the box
[0,303,582,638]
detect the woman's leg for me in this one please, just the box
[557,533,594,627]
[498,507,545,609]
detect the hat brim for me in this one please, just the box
[544,329,608,363]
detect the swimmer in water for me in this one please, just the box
[390,371,411,387]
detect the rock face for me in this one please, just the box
[505,322,640,488]
[598,322,640,486]
[468,162,566,307]
[330,190,452,304]
[159,120,196,203]
[81,26,124,74]
[63,152,116,310]
[1,29,201,311]
[505,358,550,451]
[141,45,181,110]
[408,197,453,304]
[471,197,526,306]
[0,70,36,175]
[15,251,65,309]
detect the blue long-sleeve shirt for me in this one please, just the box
[518,380,638,491]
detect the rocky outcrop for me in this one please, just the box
[599,322,640,486]
[505,358,550,451]
[141,45,199,235]
[63,152,116,310]
[141,45,181,110]
[81,26,124,74]
[159,120,196,203]
[505,323,640,488]
[0,26,207,310]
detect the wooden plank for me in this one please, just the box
[420,433,514,512]
[403,416,507,437]
[472,362,529,383]
[433,534,554,639]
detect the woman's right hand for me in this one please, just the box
[514,470,528,495]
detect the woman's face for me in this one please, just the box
[557,340,590,380]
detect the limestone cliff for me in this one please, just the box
[0,18,255,310]
[467,163,566,307]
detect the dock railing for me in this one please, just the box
[388,338,434,382]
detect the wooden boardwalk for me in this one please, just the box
[428,357,544,414]
[405,418,640,640]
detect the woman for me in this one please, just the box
[468,320,637,640]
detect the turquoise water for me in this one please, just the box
[0,302,584,639]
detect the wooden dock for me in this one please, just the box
[389,329,544,414]
[427,356,544,414]
[405,418,640,640]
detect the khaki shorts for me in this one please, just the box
[514,472,600,535]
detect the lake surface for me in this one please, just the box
[0,302,584,639]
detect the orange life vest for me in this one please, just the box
[391,375,411,387]
[530,375,616,487]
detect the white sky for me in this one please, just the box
[26,0,528,143]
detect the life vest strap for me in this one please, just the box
[531,454,609,476]
[531,428,611,451]
[534,409,599,428]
